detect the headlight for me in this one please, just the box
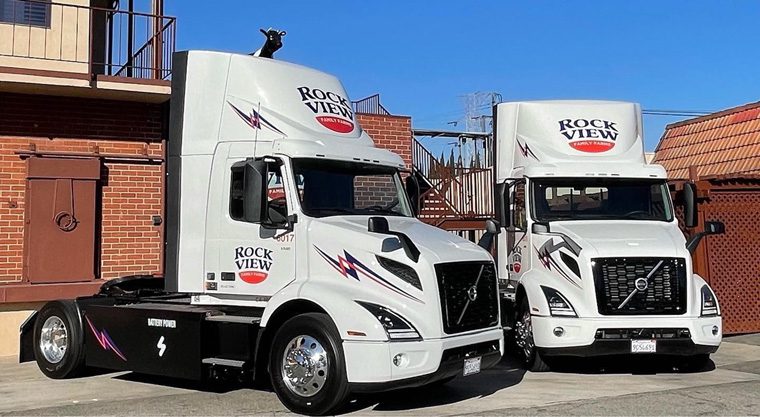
[701,285,719,317]
[541,286,577,317]
[356,301,421,341]
[376,256,422,290]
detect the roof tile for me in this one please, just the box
[654,101,760,179]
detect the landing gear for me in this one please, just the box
[269,313,349,415]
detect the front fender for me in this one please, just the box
[517,273,551,316]
[261,280,388,342]
[517,268,589,317]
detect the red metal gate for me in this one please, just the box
[23,157,100,284]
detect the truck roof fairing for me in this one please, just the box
[495,100,658,181]
[169,50,381,159]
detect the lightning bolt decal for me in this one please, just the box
[157,336,166,357]
[85,316,127,361]
[517,138,539,160]
[228,101,286,136]
[314,246,423,303]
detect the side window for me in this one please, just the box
[229,160,289,225]
[512,182,526,230]
[266,166,288,225]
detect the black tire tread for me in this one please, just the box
[32,300,86,379]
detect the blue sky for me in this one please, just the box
[165,1,760,152]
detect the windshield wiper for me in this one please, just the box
[363,208,403,216]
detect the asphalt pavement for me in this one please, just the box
[1,334,759,416]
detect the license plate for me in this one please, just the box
[631,339,657,353]
[463,356,481,376]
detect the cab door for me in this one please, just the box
[506,180,529,286]
[212,156,296,297]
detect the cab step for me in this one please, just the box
[202,357,246,368]
[205,315,261,324]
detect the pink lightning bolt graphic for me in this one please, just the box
[85,316,127,361]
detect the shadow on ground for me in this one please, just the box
[339,355,527,414]
[544,354,716,375]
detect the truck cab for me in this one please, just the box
[22,51,503,416]
[493,100,723,371]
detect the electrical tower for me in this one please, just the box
[460,92,502,167]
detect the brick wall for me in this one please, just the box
[0,92,165,287]
[356,113,412,167]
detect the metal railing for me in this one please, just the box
[352,94,390,115]
[412,137,494,227]
[0,0,175,81]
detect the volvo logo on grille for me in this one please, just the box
[467,285,478,301]
[634,277,649,291]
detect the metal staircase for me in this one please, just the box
[412,137,494,231]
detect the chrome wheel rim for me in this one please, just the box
[281,335,329,397]
[40,316,68,364]
[514,310,535,361]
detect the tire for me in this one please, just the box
[269,313,349,416]
[513,297,551,372]
[33,300,86,379]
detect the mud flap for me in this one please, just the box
[19,311,38,363]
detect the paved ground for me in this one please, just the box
[1,334,759,416]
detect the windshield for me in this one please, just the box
[532,178,673,222]
[291,159,413,218]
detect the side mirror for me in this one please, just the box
[683,182,698,228]
[532,222,550,234]
[485,219,501,235]
[704,220,725,235]
[495,183,510,226]
[478,219,500,251]
[686,220,725,254]
[243,159,268,223]
[405,175,420,216]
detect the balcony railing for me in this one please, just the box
[0,0,176,81]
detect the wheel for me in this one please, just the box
[32,300,86,379]
[513,297,551,372]
[269,313,349,415]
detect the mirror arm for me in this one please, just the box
[686,232,706,254]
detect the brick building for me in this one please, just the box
[0,0,413,356]
[0,0,174,356]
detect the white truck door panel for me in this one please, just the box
[209,156,296,297]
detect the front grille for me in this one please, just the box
[593,257,686,315]
[436,261,499,334]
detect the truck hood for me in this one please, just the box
[310,215,492,264]
[549,220,688,258]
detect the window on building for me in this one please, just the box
[0,0,51,27]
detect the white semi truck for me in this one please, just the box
[493,100,724,371]
[19,51,503,415]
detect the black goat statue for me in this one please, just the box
[251,28,286,59]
